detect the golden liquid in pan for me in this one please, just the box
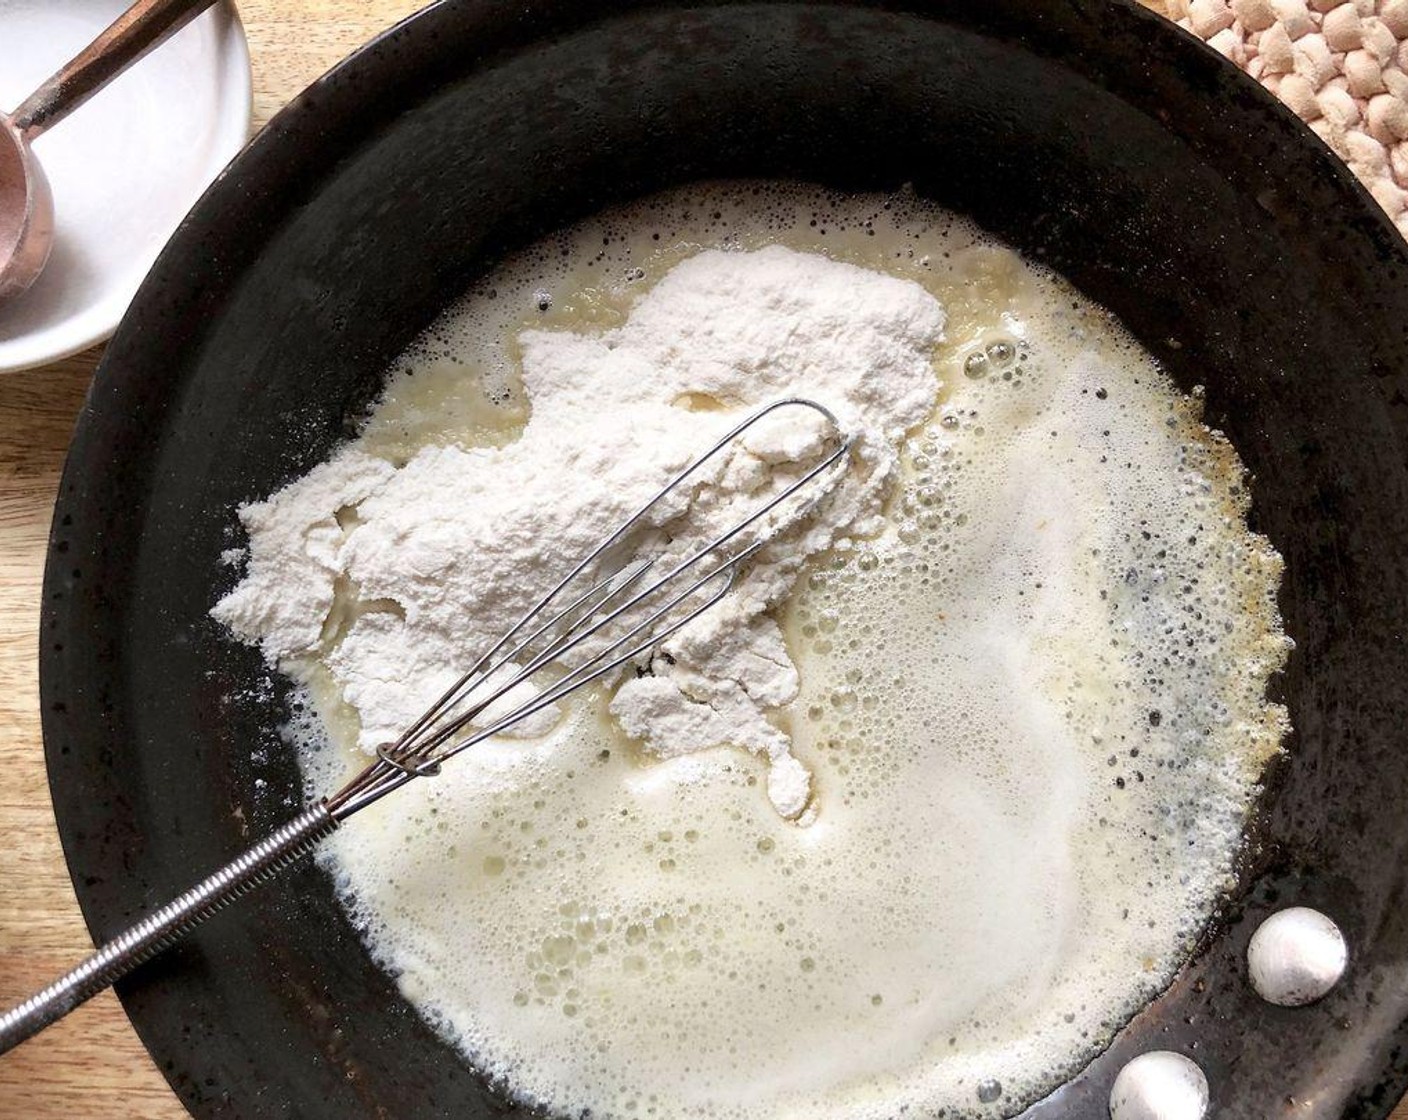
[285,183,1287,1120]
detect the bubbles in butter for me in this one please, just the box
[292,183,1290,1120]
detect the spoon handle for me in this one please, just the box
[9,0,221,140]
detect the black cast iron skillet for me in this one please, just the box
[37,0,1408,1116]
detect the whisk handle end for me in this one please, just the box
[0,801,338,1056]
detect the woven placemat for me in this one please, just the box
[1148,0,1408,237]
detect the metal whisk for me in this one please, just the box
[0,397,851,1054]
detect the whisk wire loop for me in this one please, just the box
[328,397,850,819]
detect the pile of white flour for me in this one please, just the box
[213,245,946,818]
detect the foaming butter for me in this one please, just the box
[289,184,1289,1119]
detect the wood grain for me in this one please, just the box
[0,4,424,1117]
[0,2,1402,1118]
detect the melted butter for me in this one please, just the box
[285,183,1289,1120]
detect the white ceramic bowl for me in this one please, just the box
[0,0,251,373]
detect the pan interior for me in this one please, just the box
[211,181,1289,1120]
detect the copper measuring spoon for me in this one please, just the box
[0,0,218,303]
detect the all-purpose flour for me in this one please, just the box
[214,245,946,818]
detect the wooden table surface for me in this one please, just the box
[0,2,1403,1118]
[0,4,425,1116]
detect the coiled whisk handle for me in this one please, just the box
[0,801,338,1055]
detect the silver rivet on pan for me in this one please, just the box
[1247,906,1348,1007]
[1109,1051,1209,1120]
